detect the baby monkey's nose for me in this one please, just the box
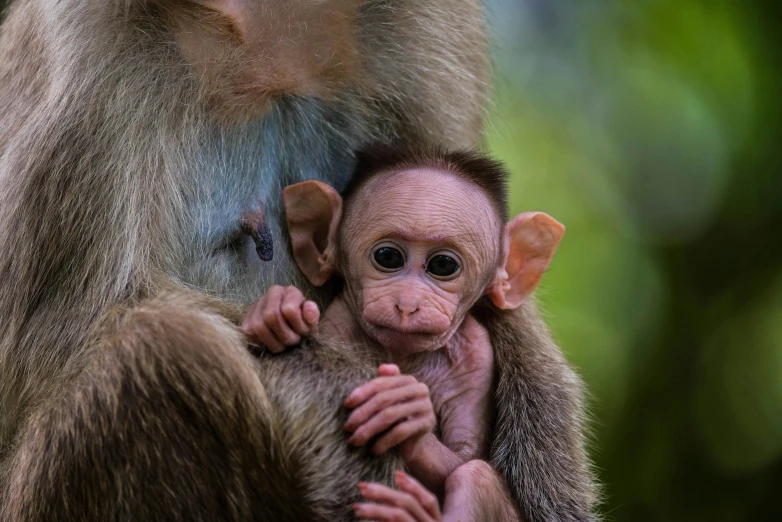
[396,295,419,323]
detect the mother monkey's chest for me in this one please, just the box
[181,103,368,301]
[169,0,376,301]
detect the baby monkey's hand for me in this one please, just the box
[242,285,319,353]
[353,471,442,522]
[344,364,436,455]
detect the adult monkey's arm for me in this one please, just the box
[476,300,599,522]
[1,291,407,521]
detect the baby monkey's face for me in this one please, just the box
[284,162,563,356]
[340,169,501,354]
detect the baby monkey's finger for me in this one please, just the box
[344,382,430,431]
[248,324,286,354]
[280,287,310,336]
[241,293,271,333]
[357,482,437,522]
[347,400,431,447]
[377,363,401,376]
[302,300,320,334]
[240,303,258,335]
[370,407,434,454]
[394,472,441,520]
[262,303,301,347]
[344,375,418,408]
[352,503,417,522]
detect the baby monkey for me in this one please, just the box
[244,146,564,521]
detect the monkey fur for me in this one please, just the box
[0,1,597,521]
[3,290,402,521]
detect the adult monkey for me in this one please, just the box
[0,1,596,521]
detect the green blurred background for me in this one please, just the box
[486,1,782,520]
[2,0,780,520]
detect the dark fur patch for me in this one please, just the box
[344,142,511,223]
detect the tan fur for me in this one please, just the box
[0,1,595,520]
[168,0,364,122]
[475,298,600,521]
[2,293,401,521]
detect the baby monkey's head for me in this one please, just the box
[284,145,564,355]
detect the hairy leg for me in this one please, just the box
[1,292,402,521]
[1,294,310,522]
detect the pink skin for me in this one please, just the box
[243,168,562,519]
[395,314,495,490]
[353,471,441,522]
[242,285,320,353]
[344,363,436,455]
[354,463,520,522]
[440,460,522,522]
[353,460,521,522]
[244,170,501,485]
[339,169,500,356]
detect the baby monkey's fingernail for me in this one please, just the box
[302,302,319,324]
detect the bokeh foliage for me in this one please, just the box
[486,1,782,520]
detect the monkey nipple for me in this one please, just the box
[253,222,274,262]
[240,213,274,262]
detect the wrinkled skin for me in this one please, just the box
[338,169,502,355]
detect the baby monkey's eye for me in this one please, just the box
[427,255,460,279]
[373,246,405,271]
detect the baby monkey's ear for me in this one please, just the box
[283,180,343,286]
[487,212,565,310]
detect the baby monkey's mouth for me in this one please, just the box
[367,321,442,337]
[367,323,447,352]
[374,326,434,338]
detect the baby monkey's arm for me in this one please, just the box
[242,285,320,353]
[343,316,494,495]
[403,315,496,493]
